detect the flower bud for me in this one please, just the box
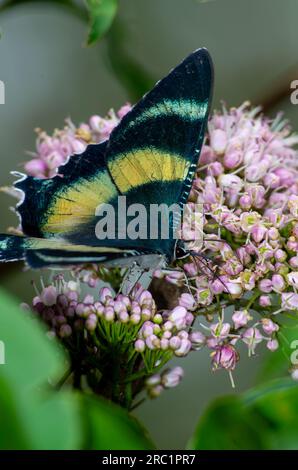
[259,295,271,307]
[281,292,298,310]
[189,331,206,349]
[58,323,71,338]
[211,344,239,371]
[287,272,298,287]
[274,249,287,262]
[179,293,196,310]
[267,339,279,351]
[289,256,298,268]
[99,287,113,304]
[174,338,192,357]
[160,338,169,350]
[40,286,58,307]
[251,224,267,243]
[135,339,145,352]
[130,313,141,324]
[161,367,184,388]
[169,336,182,350]
[148,385,164,398]
[117,103,132,119]
[259,279,272,293]
[86,314,97,331]
[261,318,279,335]
[232,310,250,329]
[271,274,285,292]
[146,335,160,350]
[239,194,252,210]
[268,227,279,240]
[210,129,227,154]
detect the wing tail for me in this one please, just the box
[0,233,141,268]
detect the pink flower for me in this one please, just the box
[178,293,196,310]
[287,272,298,287]
[259,295,271,307]
[271,274,285,292]
[239,194,252,210]
[210,322,230,339]
[189,331,206,349]
[210,129,227,154]
[161,367,184,388]
[247,185,266,209]
[232,310,250,329]
[175,338,192,357]
[223,150,243,169]
[134,339,145,352]
[24,158,47,177]
[267,339,279,351]
[242,327,263,354]
[259,279,272,293]
[289,256,298,268]
[40,286,58,306]
[219,174,244,192]
[117,103,132,119]
[281,292,298,310]
[261,318,279,335]
[169,306,188,330]
[251,224,267,243]
[211,344,239,371]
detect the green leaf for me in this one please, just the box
[189,378,298,450]
[0,288,81,449]
[81,394,155,450]
[258,323,298,382]
[188,396,267,450]
[86,0,118,45]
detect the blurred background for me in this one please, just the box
[0,0,298,449]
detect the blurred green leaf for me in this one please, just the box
[0,288,154,449]
[86,0,118,45]
[258,323,298,382]
[81,394,155,450]
[0,288,81,449]
[189,378,298,450]
[188,396,267,450]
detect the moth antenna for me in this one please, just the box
[189,250,231,295]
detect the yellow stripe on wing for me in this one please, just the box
[108,148,190,193]
[43,170,118,235]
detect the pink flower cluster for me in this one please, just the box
[27,275,197,397]
[30,276,156,339]
[19,101,298,396]
[24,104,132,178]
[166,102,298,375]
[135,305,196,357]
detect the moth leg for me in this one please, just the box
[136,255,168,292]
[120,256,166,295]
[120,262,144,295]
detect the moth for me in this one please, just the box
[0,48,213,292]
